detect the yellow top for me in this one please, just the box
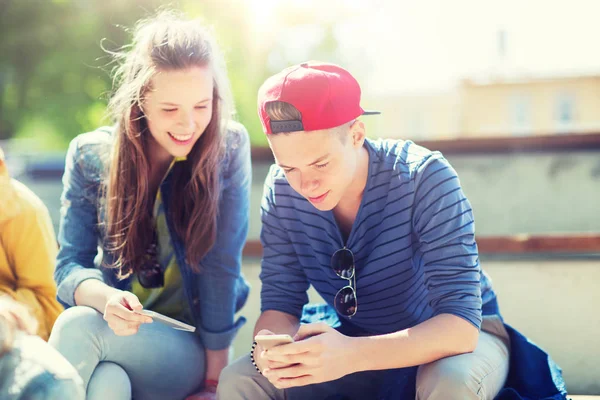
[131,156,191,323]
[0,149,63,340]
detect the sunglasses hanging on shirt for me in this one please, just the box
[331,247,357,317]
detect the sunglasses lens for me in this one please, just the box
[138,264,164,289]
[331,248,354,279]
[334,286,357,317]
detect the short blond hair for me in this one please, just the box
[265,101,301,122]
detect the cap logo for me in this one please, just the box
[270,120,304,134]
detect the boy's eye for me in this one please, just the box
[163,109,177,113]
[195,105,208,109]
[316,162,329,169]
[283,168,294,173]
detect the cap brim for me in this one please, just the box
[362,109,381,115]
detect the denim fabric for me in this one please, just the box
[54,122,251,350]
[0,333,84,400]
[49,306,208,400]
[494,324,567,400]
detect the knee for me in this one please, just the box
[87,362,131,400]
[49,306,107,346]
[416,355,480,400]
[218,360,245,389]
[217,355,257,395]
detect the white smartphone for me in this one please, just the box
[136,309,196,332]
[254,334,294,350]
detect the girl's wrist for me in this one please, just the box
[204,379,218,393]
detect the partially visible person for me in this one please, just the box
[0,295,84,400]
[0,147,63,341]
[218,61,567,400]
[49,10,251,400]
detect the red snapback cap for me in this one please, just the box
[257,61,380,134]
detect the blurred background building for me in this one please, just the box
[369,72,600,140]
[1,0,599,395]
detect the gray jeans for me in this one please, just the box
[218,317,510,400]
[0,332,85,400]
[49,306,207,400]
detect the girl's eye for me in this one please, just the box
[163,109,177,113]
[283,168,294,173]
[195,105,208,109]
[316,162,329,169]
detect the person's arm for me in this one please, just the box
[73,279,119,312]
[253,310,300,339]
[251,164,311,374]
[251,310,300,372]
[3,187,62,340]
[263,313,478,388]
[353,154,481,368]
[353,313,477,370]
[191,124,252,383]
[55,134,107,307]
[263,154,482,388]
[56,133,152,335]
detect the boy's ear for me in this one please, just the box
[350,120,366,148]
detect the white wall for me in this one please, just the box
[484,258,600,394]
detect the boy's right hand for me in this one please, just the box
[255,329,295,374]
[103,291,152,336]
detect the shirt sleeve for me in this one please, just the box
[412,154,482,329]
[55,135,105,307]
[259,166,310,319]
[193,124,252,350]
[3,192,63,340]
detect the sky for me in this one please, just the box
[246,0,600,94]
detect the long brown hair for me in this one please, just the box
[103,11,233,277]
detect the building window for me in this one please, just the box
[510,94,531,136]
[555,92,575,134]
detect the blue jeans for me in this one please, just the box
[49,306,206,400]
[0,333,84,400]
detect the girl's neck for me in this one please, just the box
[146,138,174,200]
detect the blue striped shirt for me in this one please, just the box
[259,138,498,335]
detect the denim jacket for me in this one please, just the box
[54,122,251,350]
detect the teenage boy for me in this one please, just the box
[218,62,566,400]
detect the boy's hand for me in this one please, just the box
[255,329,294,373]
[261,323,357,389]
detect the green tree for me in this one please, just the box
[0,0,344,149]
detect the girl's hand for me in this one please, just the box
[103,291,152,336]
